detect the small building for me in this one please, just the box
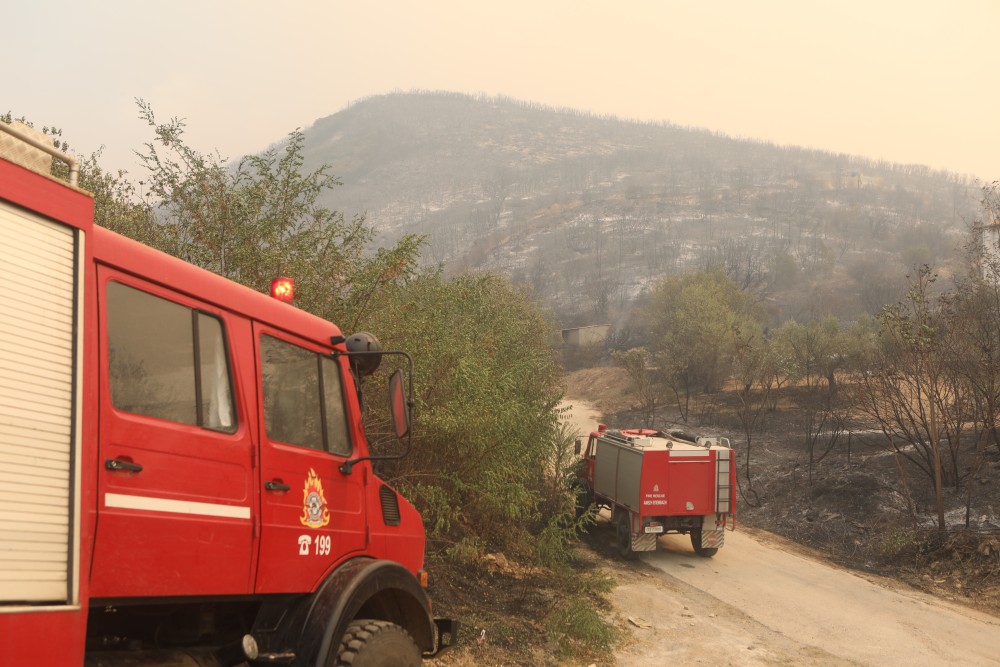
[561,324,610,348]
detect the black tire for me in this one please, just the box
[690,528,718,558]
[332,619,421,667]
[616,511,636,560]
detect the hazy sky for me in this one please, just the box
[7,1,999,181]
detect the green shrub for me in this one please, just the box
[361,273,576,565]
[546,572,619,660]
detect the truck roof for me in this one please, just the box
[596,428,731,453]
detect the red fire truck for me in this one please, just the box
[0,122,455,665]
[576,424,736,559]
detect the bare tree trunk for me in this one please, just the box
[929,399,945,531]
[966,430,988,528]
[890,437,918,530]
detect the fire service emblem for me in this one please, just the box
[300,468,331,528]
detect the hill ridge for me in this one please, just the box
[293,91,981,327]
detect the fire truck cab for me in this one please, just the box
[0,122,455,666]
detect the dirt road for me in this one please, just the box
[562,400,1000,666]
[595,525,1000,666]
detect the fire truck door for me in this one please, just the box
[253,328,367,593]
[91,275,254,598]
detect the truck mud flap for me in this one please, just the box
[425,618,460,658]
[632,532,657,552]
[702,528,725,550]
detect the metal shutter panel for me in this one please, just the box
[0,200,77,603]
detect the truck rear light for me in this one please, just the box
[418,570,429,588]
[270,277,295,301]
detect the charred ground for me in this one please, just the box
[427,366,1000,666]
[565,366,1000,616]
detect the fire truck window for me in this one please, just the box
[261,335,324,451]
[107,283,194,425]
[106,282,237,431]
[198,314,235,432]
[321,358,351,457]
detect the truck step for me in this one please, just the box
[250,652,296,665]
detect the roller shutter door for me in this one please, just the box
[0,199,78,604]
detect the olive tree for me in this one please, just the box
[730,325,774,500]
[643,268,764,422]
[856,267,961,530]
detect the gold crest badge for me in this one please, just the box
[300,468,331,528]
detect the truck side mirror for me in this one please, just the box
[389,369,410,440]
[339,355,413,476]
[574,438,582,455]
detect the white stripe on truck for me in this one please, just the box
[105,493,251,519]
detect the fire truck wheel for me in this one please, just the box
[690,528,718,558]
[616,512,636,560]
[333,619,421,667]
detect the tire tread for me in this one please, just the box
[334,619,420,667]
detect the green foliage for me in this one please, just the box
[132,99,423,322]
[772,315,875,395]
[79,154,170,248]
[642,268,764,418]
[411,482,458,538]
[545,571,620,659]
[730,321,775,491]
[1,114,98,189]
[843,315,879,370]
[859,266,962,529]
[769,316,852,393]
[534,511,578,570]
[11,104,584,573]
[1,113,163,245]
[364,272,576,564]
[878,529,921,559]
[445,536,486,564]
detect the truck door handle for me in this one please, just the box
[265,480,291,492]
[105,458,143,473]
